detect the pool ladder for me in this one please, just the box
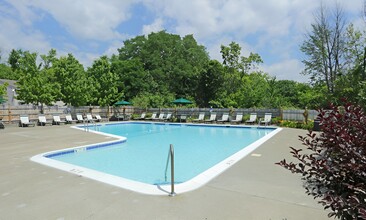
[164,144,176,196]
[83,118,97,132]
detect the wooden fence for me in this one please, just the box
[0,104,317,124]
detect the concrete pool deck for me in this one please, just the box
[0,123,329,219]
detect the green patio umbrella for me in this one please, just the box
[172,98,192,105]
[114,100,132,106]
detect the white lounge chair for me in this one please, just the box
[94,114,105,122]
[192,113,205,123]
[19,115,35,127]
[65,114,77,124]
[146,113,158,120]
[53,115,67,125]
[204,113,217,123]
[38,114,52,126]
[85,113,96,123]
[231,113,243,124]
[260,113,272,126]
[217,113,229,123]
[135,112,146,120]
[155,113,165,121]
[163,113,172,121]
[246,113,257,124]
[76,114,84,123]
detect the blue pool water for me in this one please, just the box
[47,123,275,186]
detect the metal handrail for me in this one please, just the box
[84,118,98,132]
[164,144,176,196]
[84,119,89,132]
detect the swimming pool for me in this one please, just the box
[31,122,281,195]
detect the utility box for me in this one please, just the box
[313,119,320,131]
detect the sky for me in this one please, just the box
[0,0,364,83]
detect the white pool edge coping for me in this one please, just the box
[31,122,282,196]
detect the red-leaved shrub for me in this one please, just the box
[277,102,366,219]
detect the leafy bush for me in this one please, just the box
[271,116,281,125]
[279,120,314,130]
[276,102,366,219]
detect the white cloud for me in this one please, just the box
[5,0,137,41]
[261,59,308,82]
[0,14,51,56]
[33,0,136,41]
[142,18,164,35]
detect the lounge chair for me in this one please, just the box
[94,114,105,122]
[38,114,52,126]
[116,113,129,121]
[76,114,84,123]
[134,112,146,120]
[192,112,205,123]
[217,113,229,123]
[178,114,187,122]
[53,115,67,125]
[19,115,35,127]
[260,113,272,126]
[0,118,4,129]
[65,114,77,124]
[155,113,165,121]
[231,113,243,124]
[86,114,96,123]
[163,113,172,121]
[146,113,157,120]
[204,113,217,123]
[246,113,257,124]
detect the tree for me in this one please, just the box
[301,3,347,95]
[8,49,23,71]
[131,92,175,108]
[219,42,264,107]
[237,72,269,108]
[0,64,16,80]
[277,101,366,219]
[111,57,150,101]
[196,60,225,107]
[0,82,8,103]
[53,54,91,107]
[87,56,121,106]
[334,24,366,108]
[40,49,57,69]
[15,50,60,113]
[221,42,242,72]
[116,31,209,101]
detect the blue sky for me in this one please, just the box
[0,0,364,82]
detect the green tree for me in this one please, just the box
[15,50,60,113]
[87,56,121,106]
[0,82,8,103]
[53,54,91,107]
[335,24,366,107]
[196,60,224,107]
[111,57,151,101]
[0,64,16,80]
[237,72,269,108]
[8,49,23,71]
[132,92,175,108]
[219,42,264,107]
[116,31,209,101]
[220,42,243,95]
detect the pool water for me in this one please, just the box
[32,122,281,195]
[48,123,274,185]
